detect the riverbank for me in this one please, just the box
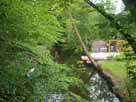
[99,60,130,98]
[75,63,120,102]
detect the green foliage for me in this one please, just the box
[0,0,63,44]
[56,1,117,61]
[0,41,86,102]
[0,0,87,102]
[1,0,136,101]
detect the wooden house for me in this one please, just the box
[81,40,126,63]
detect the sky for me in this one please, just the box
[91,0,125,14]
[112,0,125,14]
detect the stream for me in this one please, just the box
[45,66,120,102]
[87,73,119,102]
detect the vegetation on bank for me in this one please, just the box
[100,60,127,90]
[100,53,136,101]
[100,60,126,81]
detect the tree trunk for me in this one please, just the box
[65,8,122,100]
[66,8,98,68]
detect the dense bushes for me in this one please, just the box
[0,41,87,102]
[0,0,87,101]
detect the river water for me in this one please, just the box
[45,67,120,102]
[87,73,120,102]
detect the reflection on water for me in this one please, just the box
[45,73,120,102]
[88,73,120,102]
[45,94,64,102]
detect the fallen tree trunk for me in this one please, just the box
[66,8,122,100]
[67,8,98,68]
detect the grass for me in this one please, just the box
[99,60,128,90]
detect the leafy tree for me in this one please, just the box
[0,0,87,102]
[85,0,136,101]
[54,0,117,63]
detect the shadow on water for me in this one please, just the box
[45,64,120,102]
[88,72,120,102]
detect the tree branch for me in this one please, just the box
[85,0,136,53]
[122,0,136,6]
[85,0,114,22]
